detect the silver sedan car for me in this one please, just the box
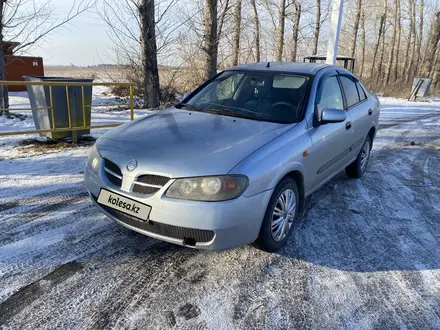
[84,62,380,252]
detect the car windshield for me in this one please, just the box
[179,71,310,123]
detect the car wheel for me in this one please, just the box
[345,135,372,178]
[255,177,299,252]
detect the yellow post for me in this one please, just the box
[65,86,72,128]
[130,85,134,121]
[81,86,86,127]
[49,86,55,130]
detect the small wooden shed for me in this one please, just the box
[2,41,45,92]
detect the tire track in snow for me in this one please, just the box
[85,244,198,329]
[0,184,88,233]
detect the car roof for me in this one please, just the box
[227,62,332,75]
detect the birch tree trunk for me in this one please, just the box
[350,0,362,59]
[232,0,242,66]
[250,0,260,62]
[276,0,286,61]
[291,1,301,62]
[203,0,218,80]
[312,0,321,55]
[359,10,366,78]
[385,0,399,85]
[139,0,160,108]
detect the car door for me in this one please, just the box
[338,74,373,156]
[307,74,354,190]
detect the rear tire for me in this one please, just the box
[345,135,372,178]
[255,178,299,252]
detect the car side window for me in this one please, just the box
[339,76,361,108]
[356,82,367,101]
[315,76,344,115]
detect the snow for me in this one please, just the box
[0,93,439,328]
[0,90,155,159]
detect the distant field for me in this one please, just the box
[45,66,125,82]
[45,66,204,93]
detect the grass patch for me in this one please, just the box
[0,110,27,121]
[15,136,96,156]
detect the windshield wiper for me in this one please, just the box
[204,108,264,121]
[176,103,202,112]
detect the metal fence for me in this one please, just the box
[0,81,134,141]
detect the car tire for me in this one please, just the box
[255,177,299,252]
[345,135,372,178]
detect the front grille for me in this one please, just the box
[136,175,170,186]
[92,194,214,243]
[104,159,122,187]
[133,174,170,195]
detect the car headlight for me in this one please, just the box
[86,144,102,173]
[165,175,248,201]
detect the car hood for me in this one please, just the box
[96,108,293,177]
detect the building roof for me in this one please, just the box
[228,62,331,75]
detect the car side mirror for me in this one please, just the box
[320,108,346,124]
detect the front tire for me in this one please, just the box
[345,135,372,178]
[255,178,299,252]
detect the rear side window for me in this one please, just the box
[315,76,344,114]
[339,76,360,108]
[356,82,367,101]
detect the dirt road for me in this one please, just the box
[1,100,439,329]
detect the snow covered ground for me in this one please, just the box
[0,89,153,159]
[0,94,439,329]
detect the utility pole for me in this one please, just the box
[326,0,343,65]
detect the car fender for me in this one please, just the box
[267,162,307,193]
[229,121,312,198]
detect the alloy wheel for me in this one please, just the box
[271,189,296,242]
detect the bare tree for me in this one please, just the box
[392,0,401,80]
[232,0,242,66]
[0,0,95,111]
[203,0,218,80]
[385,0,399,85]
[350,0,362,59]
[312,0,321,55]
[402,1,413,78]
[250,0,260,62]
[217,0,230,43]
[422,11,440,76]
[291,1,301,62]
[140,0,160,108]
[371,0,387,83]
[276,0,286,61]
[415,0,424,75]
[406,0,417,82]
[359,10,366,78]
[0,0,7,110]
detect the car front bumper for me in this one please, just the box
[84,165,273,251]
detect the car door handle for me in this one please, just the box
[368,109,373,115]
[345,121,352,130]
